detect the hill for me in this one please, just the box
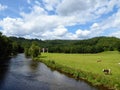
[9,36,120,53]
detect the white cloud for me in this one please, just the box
[56,0,94,16]
[88,7,120,38]
[94,0,120,19]
[0,0,120,39]
[0,17,25,36]
[53,25,67,36]
[99,8,120,32]
[91,23,99,29]
[0,4,7,11]
[0,4,76,39]
[55,0,110,24]
[41,25,68,39]
[110,31,120,38]
[76,29,90,38]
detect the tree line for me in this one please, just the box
[9,36,120,54]
[1,31,120,60]
[0,32,40,59]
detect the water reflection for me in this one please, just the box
[0,54,99,90]
[0,59,10,89]
[29,60,39,73]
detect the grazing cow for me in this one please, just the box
[103,69,111,75]
[97,60,102,62]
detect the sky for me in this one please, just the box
[0,0,120,40]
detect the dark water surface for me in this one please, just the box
[0,54,99,90]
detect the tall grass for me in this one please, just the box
[35,51,120,90]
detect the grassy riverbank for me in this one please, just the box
[35,51,120,90]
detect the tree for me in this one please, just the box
[0,32,12,59]
[0,32,2,36]
[118,47,120,52]
[9,36,120,54]
[24,47,30,57]
[29,43,40,58]
[12,42,18,55]
[117,42,120,52]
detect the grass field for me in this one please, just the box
[36,51,120,90]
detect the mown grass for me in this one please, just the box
[35,51,120,90]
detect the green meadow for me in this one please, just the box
[36,51,120,90]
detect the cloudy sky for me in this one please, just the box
[0,0,120,40]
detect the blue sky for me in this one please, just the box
[0,0,120,40]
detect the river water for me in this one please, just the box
[0,54,99,90]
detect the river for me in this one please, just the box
[0,54,99,90]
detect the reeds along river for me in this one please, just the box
[0,54,99,90]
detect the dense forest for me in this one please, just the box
[0,32,12,59]
[0,32,24,59]
[9,36,120,54]
[1,31,120,59]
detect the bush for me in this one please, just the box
[24,42,41,58]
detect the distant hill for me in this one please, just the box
[9,36,120,53]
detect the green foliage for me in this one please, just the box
[118,46,120,52]
[117,42,120,52]
[12,42,19,55]
[29,43,40,58]
[0,32,24,59]
[24,47,30,56]
[24,42,41,58]
[9,36,120,54]
[0,32,12,58]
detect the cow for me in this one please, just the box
[97,58,102,62]
[103,69,111,75]
[97,60,102,62]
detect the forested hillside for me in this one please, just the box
[9,36,120,53]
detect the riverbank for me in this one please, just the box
[35,51,120,90]
[0,53,99,90]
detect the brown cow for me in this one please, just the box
[97,60,102,62]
